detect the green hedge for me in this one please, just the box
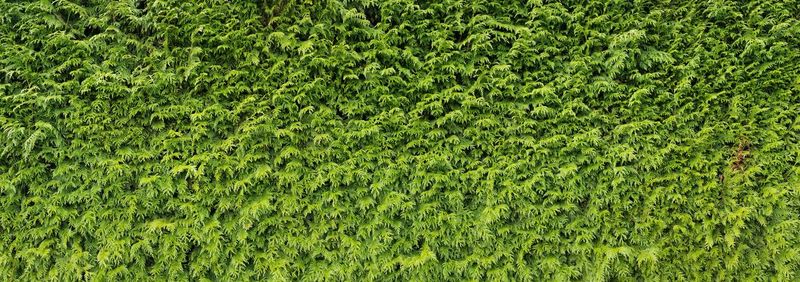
[2,0,800,280]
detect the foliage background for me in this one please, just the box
[1,0,800,280]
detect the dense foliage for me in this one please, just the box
[1,0,800,280]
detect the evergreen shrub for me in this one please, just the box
[1,0,800,280]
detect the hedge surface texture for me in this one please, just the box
[2,0,800,281]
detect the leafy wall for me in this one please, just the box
[1,0,800,280]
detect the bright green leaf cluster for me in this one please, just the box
[1,0,800,280]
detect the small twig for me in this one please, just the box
[731,138,749,171]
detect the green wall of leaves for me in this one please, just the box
[1,0,800,280]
